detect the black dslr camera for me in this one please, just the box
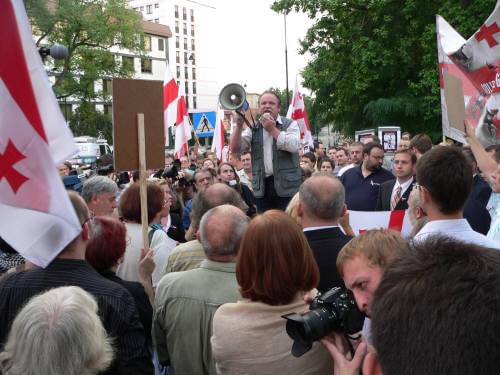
[282,287,365,357]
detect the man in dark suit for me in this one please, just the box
[463,148,491,234]
[298,173,353,292]
[375,149,416,211]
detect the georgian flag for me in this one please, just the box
[286,76,314,149]
[348,210,412,237]
[0,0,81,267]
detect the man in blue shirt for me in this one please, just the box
[340,142,394,211]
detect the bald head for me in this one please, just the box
[299,173,346,222]
[199,205,249,260]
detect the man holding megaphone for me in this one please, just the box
[230,90,301,212]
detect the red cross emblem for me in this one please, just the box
[0,140,29,193]
[475,22,500,48]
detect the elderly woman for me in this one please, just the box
[212,210,333,374]
[117,182,177,287]
[0,286,113,375]
[86,216,154,342]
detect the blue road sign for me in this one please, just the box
[192,111,216,137]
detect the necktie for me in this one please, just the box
[391,186,402,211]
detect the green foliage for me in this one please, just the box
[272,0,496,139]
[69,102,113,142]
[25,0,144,101]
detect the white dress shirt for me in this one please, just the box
[240,115,300,177]
[390,177,414,204]
[414,219,500,249]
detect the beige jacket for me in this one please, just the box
[211,292,334,375]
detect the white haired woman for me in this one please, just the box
[0,286,114,375]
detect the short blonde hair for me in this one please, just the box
[0,286,114,375]
[336,229,409,277]
[285,192,301,225]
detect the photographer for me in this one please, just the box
[320,229,409,374]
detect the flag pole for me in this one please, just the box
[284,12,290,107]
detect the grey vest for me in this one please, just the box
[251,117,301,198]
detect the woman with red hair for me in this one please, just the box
[86,216,155,343]
[211,210,333,374]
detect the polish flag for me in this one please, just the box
[348,210,412,237]
[211,108,225,160]
[0,0,81,267]
[174,85,192,158]
[286,76,314,148]
[163,62,178,142]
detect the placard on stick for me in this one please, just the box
[443,74,466,138]
[112,78,164,171]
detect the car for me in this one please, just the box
[69,136,112,167]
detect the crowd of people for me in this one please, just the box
[1,89,500,375]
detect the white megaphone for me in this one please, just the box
[219,83,247,110]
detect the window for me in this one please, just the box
[103,104,112,115]
[190,9,194,22]
[183,23,187,35]
[193,96,197,109]
[158,38,164,51]
[183,38,188,50]
[154,3,159,8]
[192,82,197,94]
[102,79,112,95]
[191,24,195,37]
[175,36,179,48]
[192,67,196,80]
[122,56,134,70]
[176,65,181,78]
[140,6,144,11]
[190,53,195,64]
[184,66,188,79]
[174,5,179,18]
[177,80,180,87]
[176,51,180,63]
[191,39,195,51]
[143,35,151,51]
[185,81,189,94]
[59,103,72,121]
[175,21,179,33]
[184,52,188,64]
[146,4,152,14]
[183,7,186,20]
[186,96,189,108]
[141,58,152,73]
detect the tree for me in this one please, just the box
[25,0,144,102]
[69,102,113,141]
[272,0,496,140]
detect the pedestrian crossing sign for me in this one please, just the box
[192,111,216,137]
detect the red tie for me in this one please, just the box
[391,186,402,211]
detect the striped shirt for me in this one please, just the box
[0,259,153,375]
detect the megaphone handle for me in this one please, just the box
[236,110,255,129]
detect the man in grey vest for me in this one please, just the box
[230,91,301,211]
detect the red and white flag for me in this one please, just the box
[211,108,225,160]
[348,210,412,237]
[437,4,500,145]
[286,76,314,149]
[174,85,192,158]
[163,61,178,133]
[0,0,81,267]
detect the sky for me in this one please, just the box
[215,0,313,94]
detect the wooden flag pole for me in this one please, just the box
[137,113,150,252]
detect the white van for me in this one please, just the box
[70,136,112,166]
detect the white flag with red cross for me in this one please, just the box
[163,62,178,134]
[348,210,412,237]
[0,0,81,267]
[286,76,314,149]
[174,84,192,158]
[438,4,500,145]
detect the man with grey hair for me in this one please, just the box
[0,191,153,375]
[297,173,353,292]
[166,183,247,272]
[153,205,248,375]
[81,175,118,217]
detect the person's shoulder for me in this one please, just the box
[381,178,396,188]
